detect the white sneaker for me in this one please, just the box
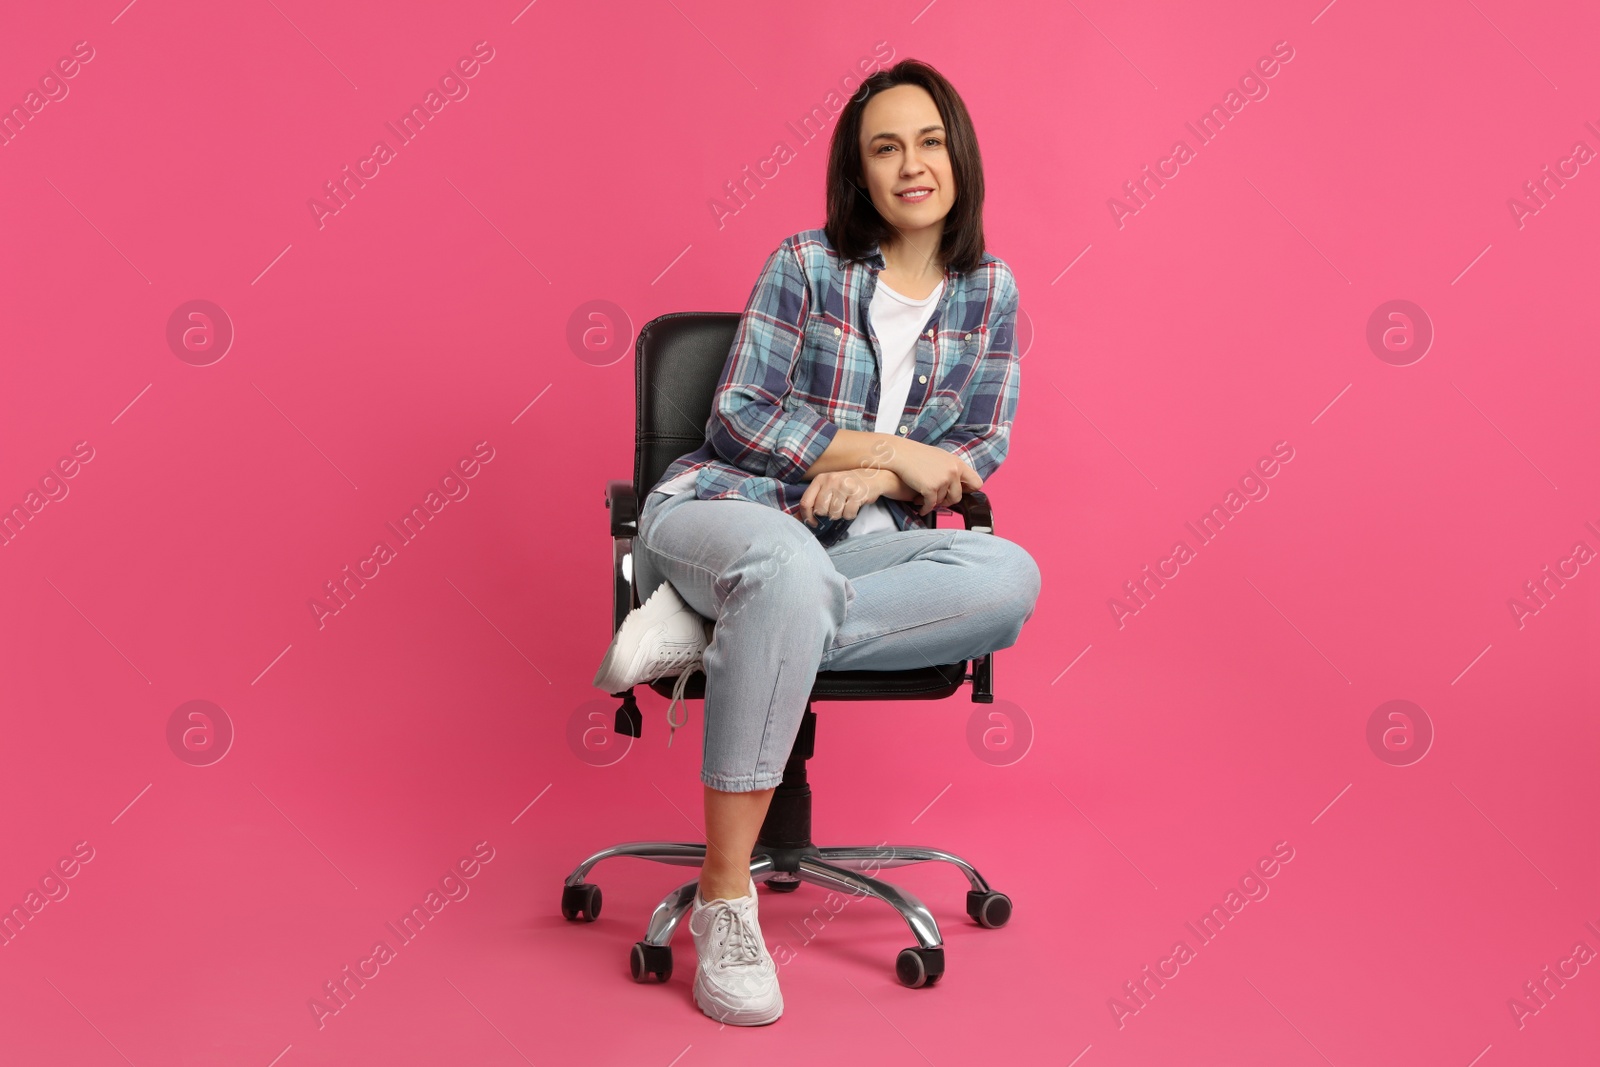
[689,876,783,1026]
[593,582,713,748]
[593,581,711,693]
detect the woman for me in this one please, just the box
[594,58,1041,1025]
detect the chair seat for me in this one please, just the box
[646,661,969,702]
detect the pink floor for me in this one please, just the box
[3,0,1598,1063]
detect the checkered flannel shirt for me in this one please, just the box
[648,227,1021,546]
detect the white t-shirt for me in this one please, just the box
[650,276,944,542]
[844,277,942,538]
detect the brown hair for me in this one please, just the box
[825,58,987,275]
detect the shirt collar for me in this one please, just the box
[864,237,953,279]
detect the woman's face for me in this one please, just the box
[857,84,956,241]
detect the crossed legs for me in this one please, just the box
[631,492,1041,902]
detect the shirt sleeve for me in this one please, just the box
[934,267,1021,483]
[705,238,839,484]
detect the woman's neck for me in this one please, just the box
[879,230,946,296]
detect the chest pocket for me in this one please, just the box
[921,324,989,421]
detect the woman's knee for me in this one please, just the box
[966,533,1041,625]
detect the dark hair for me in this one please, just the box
[825,58,987,275]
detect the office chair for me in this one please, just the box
[561,311,1014,989]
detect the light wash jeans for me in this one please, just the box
[631,488,1042,792]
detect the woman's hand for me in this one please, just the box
[892,442,984,516]
[799,467,903,528]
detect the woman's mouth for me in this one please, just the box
[896,188,933,203]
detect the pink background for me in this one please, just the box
[3,1,1597,1064]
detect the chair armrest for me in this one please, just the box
[938,490,992,533]
[935,489,995,701]
[605,480,638,538]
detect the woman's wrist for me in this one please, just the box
[865,466,917,502]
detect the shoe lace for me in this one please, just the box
[664,661,700,749]
[708,903,766,969]
[661,622,711,749]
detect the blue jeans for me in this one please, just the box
[631,488,1042,792]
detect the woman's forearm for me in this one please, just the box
[802,427,923,480]
[871,468,918,501]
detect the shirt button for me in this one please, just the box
[918,374,927,383]
[925,329,934,338]
[834,326,842,336]
[965,332,973,340]
[898,425,909,435]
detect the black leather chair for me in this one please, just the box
[561,311,1014,989]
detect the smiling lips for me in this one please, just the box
[895,187,933,202]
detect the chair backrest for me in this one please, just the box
[632,312,739,497]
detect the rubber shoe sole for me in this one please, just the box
[694,975,783,1026]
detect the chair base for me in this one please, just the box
[561,709,1013,988]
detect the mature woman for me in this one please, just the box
[594,57,1041,1025]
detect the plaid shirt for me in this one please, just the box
[648,227,1021,546]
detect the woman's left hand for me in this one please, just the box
[799,468,903,527]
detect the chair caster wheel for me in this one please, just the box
[765,876,801,893]
[966,890,1012,928]
[561,883,602,922]
[895,946,945,988]
[630,941,673,983]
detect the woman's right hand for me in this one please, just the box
[891,441,983,516]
